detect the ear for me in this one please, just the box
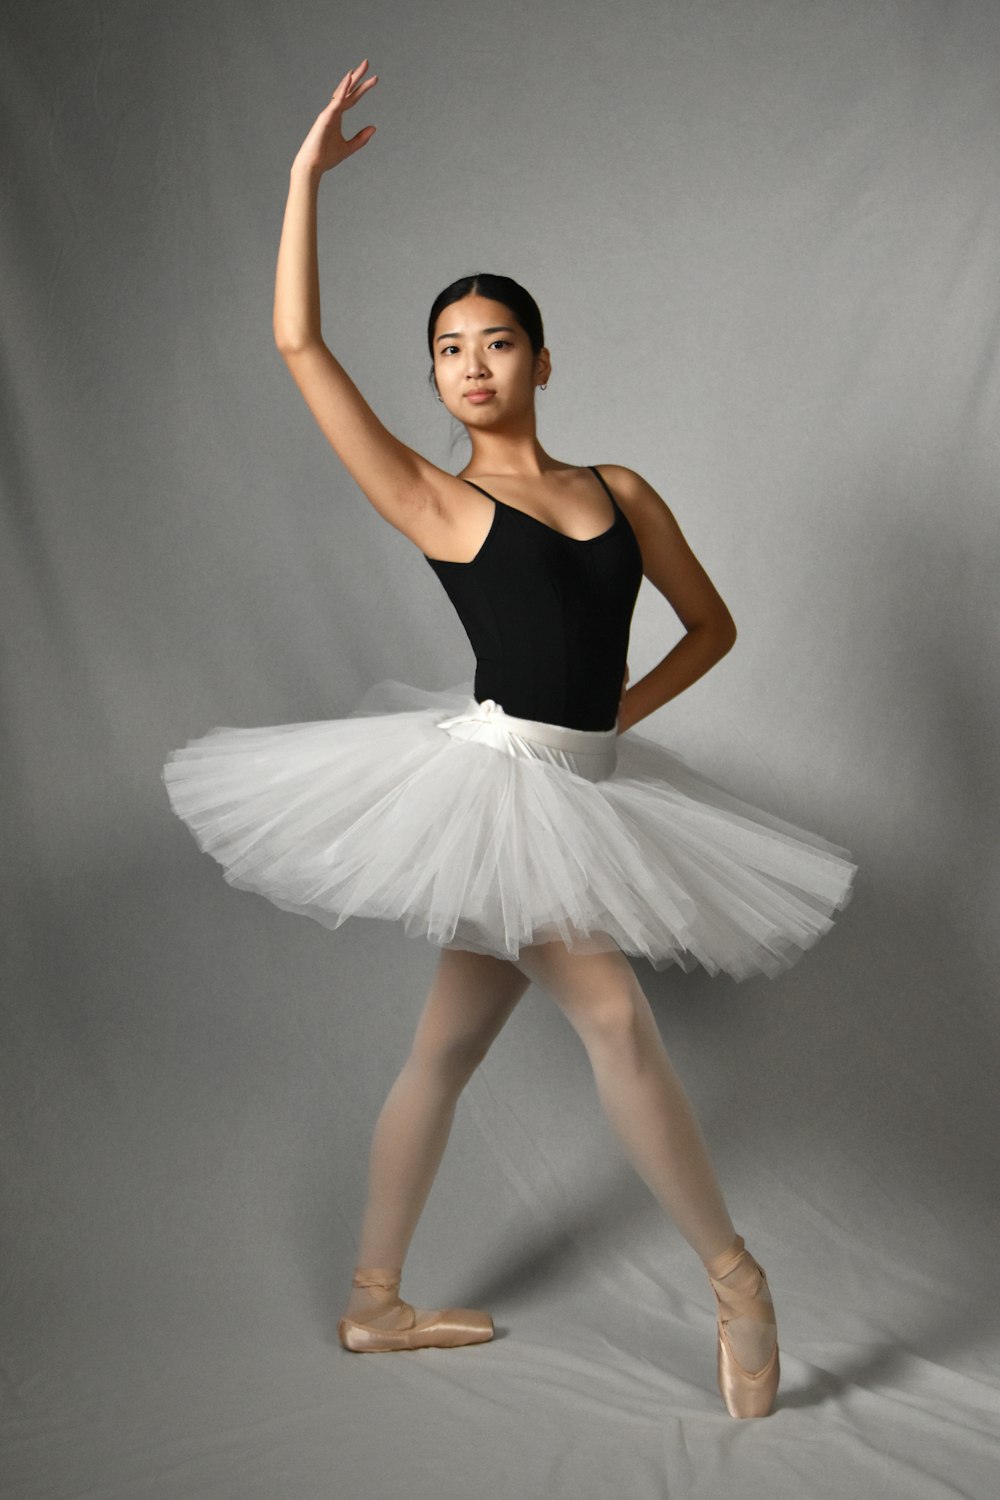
[536,347,553,384]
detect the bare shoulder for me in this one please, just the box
[595,464,679,525]
[594,464,736,637]
[590,468,683,546]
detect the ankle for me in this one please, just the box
[702,1232,746,1281]
[345,1284,399,1318]
[344,1264,405,1319]
[704,1236,774,1310]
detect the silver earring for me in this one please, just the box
[540,382,548,390]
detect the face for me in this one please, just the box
[432,294,549,423]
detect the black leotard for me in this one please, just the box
[423,465,643,732]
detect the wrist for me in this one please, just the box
[290,155,324,187]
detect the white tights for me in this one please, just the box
[346,941,771,1367]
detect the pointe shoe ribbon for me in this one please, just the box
[337,1266,494,1353]
[704,1234,780,1419]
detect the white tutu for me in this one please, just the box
[161,679,857,980]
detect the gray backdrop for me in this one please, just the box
[3,1,998,1497]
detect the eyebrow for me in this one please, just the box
[435,325,517,342]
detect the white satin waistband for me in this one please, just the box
[435,697,618,782]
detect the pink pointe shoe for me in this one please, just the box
[337,1267,495,1353]
[703,1234,780,1418]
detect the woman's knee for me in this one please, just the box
[408,1031,491,1084]
[528,949,648,1051]
[566,986,646,1052]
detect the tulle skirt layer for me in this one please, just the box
[161,679,857,980]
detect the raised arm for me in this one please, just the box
[273,61,444,541]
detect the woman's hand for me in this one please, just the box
[294,60,379,177]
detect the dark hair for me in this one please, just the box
[426,273,544,393]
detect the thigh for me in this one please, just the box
[409,946,531,1067]
[514,938,651,1045]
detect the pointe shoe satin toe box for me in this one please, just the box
[716,1327,780,1418]
[337,1302,494,1352]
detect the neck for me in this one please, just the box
[462,406,555,477]
[463,433,557,478]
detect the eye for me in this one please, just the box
[439,339,511,357]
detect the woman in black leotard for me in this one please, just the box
[163,61,857,1418]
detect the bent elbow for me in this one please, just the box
[274,327,323,357]
[714,614,738,655]
[275,335,312,358]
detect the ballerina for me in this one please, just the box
[163,59,857,1418]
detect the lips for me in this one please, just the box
[465,390,495,401]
